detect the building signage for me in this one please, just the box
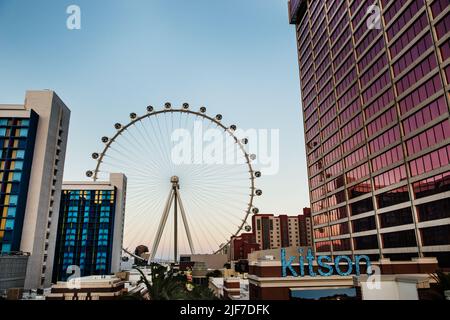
[281,248,371,277]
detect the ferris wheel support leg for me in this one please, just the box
[174,188,178,264]
[177,192,195,255]
[150,189,174,263]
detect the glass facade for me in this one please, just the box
[0,114,38,254]
[290,0,450,266]
[52,189,117,282]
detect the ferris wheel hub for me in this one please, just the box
[171,176,180,184]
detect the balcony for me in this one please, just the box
[288,0,307,25]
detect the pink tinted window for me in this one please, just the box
[398,75,442,115]
[392,32,433,77]
[440,41,450,62]
[434,13,450,40]
[369,125,401,153]
[409,145,450,177]
[402,96,448,135]
[396,54,437,95]
[386,0,425,41]
[373,165,407,189]
[431,0,449,18]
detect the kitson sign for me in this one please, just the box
[281,248,372,277]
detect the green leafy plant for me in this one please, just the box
[188,285,218,300]
[206,269,222,278]
[128,263,219,300]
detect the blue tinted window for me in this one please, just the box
[16,150,25,159]
[7,207,16,217]
[18,140,27,148]
[5,220,14,230]
[9,195,18,205]
[14,161,23,170]
[19,129,28,137]
[1,244,11,253]
[12,172,21,182]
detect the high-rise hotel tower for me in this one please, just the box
[289,0,450,266]
[0,91,71,289]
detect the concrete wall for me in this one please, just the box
[21,91,71,289]
[110,173,127,274]
[359,276,423,300]
[181,254,228,270]
[0,255,29,293]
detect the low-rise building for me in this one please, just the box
[0,253,29,296]
[179,254,228,271]
[45,275,127,300]
[248,250,439,300]
[208,277,249,300]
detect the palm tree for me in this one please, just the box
[133,264,188,300]
[127,263,219,300]
[188,285,218,300]
[206,270,222,278]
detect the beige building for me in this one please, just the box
[46,275,127,300]
[180,254,228,270]
[252,212,313,250]
[0,91,71,289]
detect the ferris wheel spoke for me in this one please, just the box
[137,119,172,172]
[113,132,150,162]
[101,161,153,179]
[187,193,226,246]
[146,116,172,170]
[187,191,236,244]
[100,160,155,179]
[184,207,204,254]
[187,190,250,223]
[109,139,160,173]
[125,202,162,236]
[126,207,156,248]
[186,198,248,232]
[186,163,250,179]
[168,111,177,174]
[125,195,163,227]
[102,152,159,175]
[129,122,170,173]
[159,112,175,175]
[189,194,250,219]
[194,216,219,253]
[153,114,174,170]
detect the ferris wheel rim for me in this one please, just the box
[88,105,259,255]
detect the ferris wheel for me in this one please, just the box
[86,103,262,263]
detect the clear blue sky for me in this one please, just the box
[0,0,309,214]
